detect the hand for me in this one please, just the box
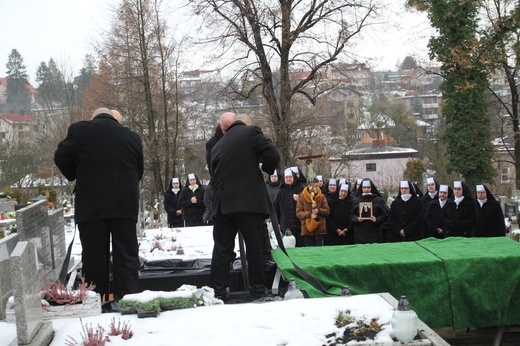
[311,208,319,216]
[399,229,405,237]
[436,228,444,234]
[370,216,376,222]
[191,196,197,203]
[293,194,299,201]
[176,210,182,215]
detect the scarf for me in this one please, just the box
[189,184,199,192]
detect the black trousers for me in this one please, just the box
[211,212,266,297]
[78,218,140,301]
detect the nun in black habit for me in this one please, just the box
[473,184,506,237]
[440,181,477,237]
[425,184,453,239]
[388,180,424,242]
[349,179,388,244]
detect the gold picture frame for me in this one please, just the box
[359,202,373,220]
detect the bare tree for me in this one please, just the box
[86,0,185,203]
[190,0,378,167]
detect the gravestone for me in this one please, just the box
[16,199,65,281]
[0,233,19,320]
[9,241,54,346]
[1,201,68,318]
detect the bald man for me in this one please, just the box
[206,112,236,177]
[55,107,143,310]
[111,109,123,124]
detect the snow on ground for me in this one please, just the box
[0,294,397,346]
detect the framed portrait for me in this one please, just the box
[359,202,373,220]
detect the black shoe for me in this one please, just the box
[215,287,230,302]
[101,300,121,313]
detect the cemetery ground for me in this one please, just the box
[0,200,520,345]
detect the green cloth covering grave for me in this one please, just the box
[272,237,520,329]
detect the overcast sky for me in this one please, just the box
[0,1,434,86]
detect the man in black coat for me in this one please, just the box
[210,117,280,301]
[54,107,144,303]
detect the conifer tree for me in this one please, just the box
[5,49,31,111]
[408,0,495,187]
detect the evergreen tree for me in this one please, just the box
[5,49,31,111]
[408,0,495,187]
[401,56,418,70]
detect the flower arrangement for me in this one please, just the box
[65,317,133,346]
[41,278,96,306]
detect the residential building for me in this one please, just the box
[329,142,418,191]
[0,112,37,143]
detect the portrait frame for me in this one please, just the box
[359,202,373,220]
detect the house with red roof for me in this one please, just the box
[0,112,37,142]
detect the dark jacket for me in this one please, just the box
[54,114,143,223]
[388,182,424,242]
[178,175,206,222]
[474,186,505,237]
[266,178,280,203]
[274,174,305,234]
[441,187,477,238]
[350,179,387,244]
[206,124,224,178]
[326,192,355,245]
[210,121,280,217]
[163,179,183,227]
[425,199,446,239]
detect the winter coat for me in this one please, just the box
[163,182,183,227]
[474,199,506,237]
[296,185,330,237]
[325,194,355,245]
[266,180,280,203]
[350,193,388,244]
[424,199,447,239]
[178,175,206,223]
[210,121,279,217]
[441,197,477,237]
[274,178,305,234]
[54,114,143,223]
[388,195,424,242]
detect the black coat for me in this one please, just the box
[424,199,446,239]
[350,194,387,244]
[210,121,280,216]
[421,193,438,214]
[206,125,224,178]
[163,185,182,227]
[441,197,477,237]
[178,174,206,222]
[325,195,355,245]
[54,114,144,223]
[266,180,280,202]
[388,196,424,241]
[274,180,305,233]
[474,199,506,237]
